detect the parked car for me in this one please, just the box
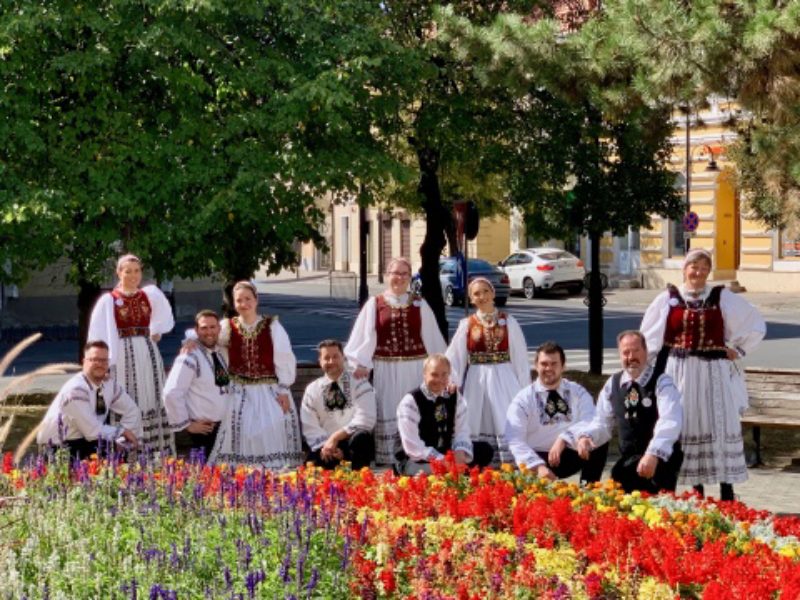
[498,248,585,299]
[412,256,511,307]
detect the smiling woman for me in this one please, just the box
[87,254,175,454]
[641,248,766,501]
[344,257,447,465]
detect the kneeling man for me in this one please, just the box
[577,330,683,494]
[505,341,608,483]
[300,339,376,470]
[163,310,230,460]
[395,353,493,475]
[38,340,141,459]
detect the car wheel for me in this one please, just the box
[568,282,584,295]
[444,285,456,307]
[523,277,537,300]
[495,296,508,307]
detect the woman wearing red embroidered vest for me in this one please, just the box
[88,254,175,454]
[208,280,303,469]
[344,257,447,465]
[641,249,765,501]
[446,278,530,465]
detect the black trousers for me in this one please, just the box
[64,438,99,461]
[187,422,220,463]
[611,447,684,494]
[307,431,375,470]
[535,443,609,484]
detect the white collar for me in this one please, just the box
[321,370,348,386]
[420,383,448,401]
[532,378,566,395]
[620,363,654,386]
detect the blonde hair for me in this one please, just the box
[423,353,451,372]
[386,257,412,275]
[468,277,495,295]
[232,280,258,299]
[116,254,142,271]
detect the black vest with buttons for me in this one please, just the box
[411,388,456,455]
[609,361,665,458]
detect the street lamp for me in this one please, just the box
[684,141,720,252]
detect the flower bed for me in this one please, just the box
[1,452,798,599]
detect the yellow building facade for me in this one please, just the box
[639,100,800,292]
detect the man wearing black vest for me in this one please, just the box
[577,330,683,494]
[395,354,493,475]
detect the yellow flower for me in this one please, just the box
[637,577,676,599]
[778,545,799,559]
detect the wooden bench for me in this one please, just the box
[742,367,800,465]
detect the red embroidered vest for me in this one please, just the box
[373,295,426,360]
[467,313,510,364]
[112,289,151,337]
[227,316,277,381]
[664,285,727,357]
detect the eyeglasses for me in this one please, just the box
[95,388,107,415]
[388,271,411,277]
[86,357,109,364]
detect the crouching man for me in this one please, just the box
[300,339,376,470]
[395,353,493,475]
[577,331,683,494]
[505,341,608,483]
[37,340,141,460]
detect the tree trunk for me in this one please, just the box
[588,232,603,375]
[415,145,449,341]
[77,279,102,362]
[358,202,369,307]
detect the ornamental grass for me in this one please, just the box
[1,451,798,599]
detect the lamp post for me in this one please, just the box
[684,128,720,253]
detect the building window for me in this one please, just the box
[780,223,800,259]
[669,218,685,258]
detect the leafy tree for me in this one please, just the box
[439,6,683,372]
[0,0,401,347]
[593,0,800,233]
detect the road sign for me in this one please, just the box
[683,211,700,233]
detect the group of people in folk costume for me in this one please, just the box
[37,248,765,500]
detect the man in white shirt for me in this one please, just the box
[163,310,230,460]
[300,339,376,469]
[577,330,684,494]
[395,353,493,475]
[37,340,141,459]
[505,341,608,483]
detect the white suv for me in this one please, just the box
[499,248,585,299]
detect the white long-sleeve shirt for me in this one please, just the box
[344,293,446,370]
[37,372,142,445]
[219,316,296,393]
[300,371,376,451]
[640,285,765,361]
[579,364,683,461]
[446,312,531,390]
[505,378,596,469]
[396,384,473,462]
[163,345,230,431]
[87,285,175,367]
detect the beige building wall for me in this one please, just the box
[636,97,800,292]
